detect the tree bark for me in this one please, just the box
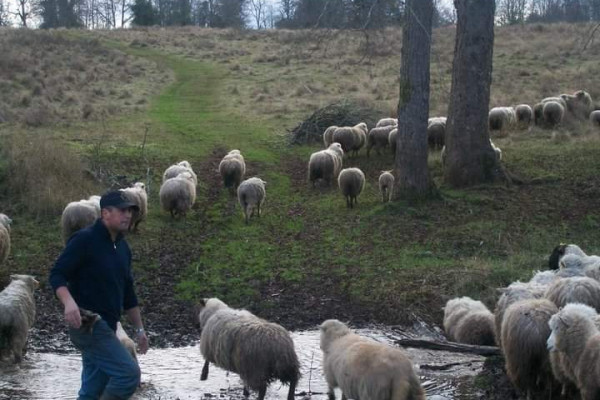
[444,0,510,187]
[394,0,436,200]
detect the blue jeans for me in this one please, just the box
[69,319,140,400]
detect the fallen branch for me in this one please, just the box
[419,361,480,371]
[396,338,501,356]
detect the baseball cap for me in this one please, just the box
[100,191,139,211]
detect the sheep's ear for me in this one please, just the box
[33,277,39,287]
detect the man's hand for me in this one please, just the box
[136,330,149,354]
[64,299,81,328]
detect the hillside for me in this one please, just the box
[0,23,599,366]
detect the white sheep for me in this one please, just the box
[159,171,196,218]
[544,277,600,311]
[332,123,368,157]
[0,214,12,265]
[198,298,300,400]
[443,296,495,345]
[237,177,266,224]
[590,110,600,128]
[547,303,600,400]
[559,253,600,281]
[366,125,395,157]
[543,101,565,127]
[218,150,246,193]
[501,298,558,399]
[163,160,198,186]
[562,90,594,120]
[319,319,425,400]
[427,117,446,151]
[0,274,38,363]
[120,182,148,232]
[515,104,533,130]
[378,171,395,203]
[116,322,138,363]
[60,195,101,243]
[488,106,516,134]
[308,143,343,187]
[323,125,338,148]
[338,168,365,209]
[375,117,397,128]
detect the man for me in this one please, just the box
[49,191,149,400]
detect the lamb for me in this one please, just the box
[515,104,533,129]
[159,171,196,218]
[378,171,395,203]
[0,275,38,363]
[308,143,344,187]
[323,125,338,148]
[388,128,398,155]
[120,182,148,232]
[562,90,594,120]
[375,117,397,128]
[332,123,368,157]
[366,125,395,157]
[427,117,446,151]
[338,168,365,209]
[319,319,425,400]
[163,160,198,186]
[500,298,558,399]
[547,303,600,400]
[544,277,600,311]
[218,150,246,193]
[61,196,101,243]
[590,110,600,128]
[116,322,138,363]
[443,297,495,346]
[542,100,565,127]
[198,298,300,400]
[0,214,12,265]
[488,106,516,134]
[237,177,267,224]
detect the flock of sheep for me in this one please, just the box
[443,244,600,400]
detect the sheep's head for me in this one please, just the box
[228,149,241,155]
[178,161,192,169]
[134,182,146,191]
[0,213,12,231]
[320,319,351,352]
[548,303,598,351]
[10,274,39,291]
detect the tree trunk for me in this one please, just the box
[444,0,510,187]
[394,0,436,200]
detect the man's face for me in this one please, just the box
[101,207,132,233]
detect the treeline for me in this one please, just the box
[1,0,599,30]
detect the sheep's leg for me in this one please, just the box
[200,360,210,380]
[341,394,348,400]
[346,196,351,209]
[327,387,336,400]
[243,386,250,397]
[257,203,261,218]
[287,380,297,400]
[256,384,267,400]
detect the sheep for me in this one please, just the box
[427,117,446,151]
[375,117,397,128]
[198,298,300,400]
[488,106,516,134]
[308,143,344,187]
[495,281,547,349]
[378,171,395,203]
[533,102,544,126]
[501,298,558,399]
[543,101,565,127]
[366,125,395,157]
[515,104,533,129]
[237,177,267,224]
[0,214,12,265]
[590,110,600,128]
[388,128,398,155]
[163,160,198,186]
[323,125,338,148]
[159,171,196,218]
[120,182,148,232]
[116,322,138,363]
[60,196,101,243]
[443,297,495,346]
[548,243,588,270]
[529,270,559,287]
[547,303,600,400]
[544,277,600,311]
[0,275,38,363]
[319,319,425,400]
[218,150,246,193]
[338,168,365,209]
[332,123,368,157]
[558,252,600,281]
[562,90,594,120]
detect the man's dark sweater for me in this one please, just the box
[49,219,138,331]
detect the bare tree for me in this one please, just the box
[394,0,436,199]
[497,0,528,24]
[248,0,266,28]
[0,0,10,25]
[15,0,34,26]
[444,0,510,187]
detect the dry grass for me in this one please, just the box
[0,28,173,126]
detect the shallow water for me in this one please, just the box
[0,327,485,400]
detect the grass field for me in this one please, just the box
[0,24,600,344]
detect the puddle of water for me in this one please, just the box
[0,328,485,400]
